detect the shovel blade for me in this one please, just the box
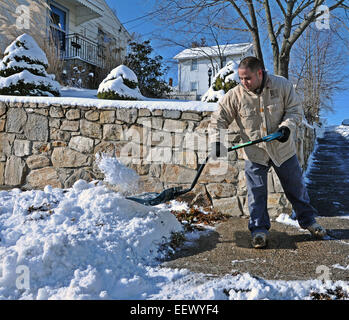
[126,186,185,206]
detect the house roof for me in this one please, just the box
[74,0,103,25]
[173,43,253,60]
[76,0,104,16]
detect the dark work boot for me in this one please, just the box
[251,232,268,249]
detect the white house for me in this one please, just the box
[173,43,254,99]
[0,0,131,71]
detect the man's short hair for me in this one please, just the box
[239,56,264,72]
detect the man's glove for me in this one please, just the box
[211,142,227,160]
[277,126,291,143]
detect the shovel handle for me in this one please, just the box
[188,131,282,191]
[227,131,282,152]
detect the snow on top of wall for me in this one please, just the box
[173,43,253,60]
[0,94,218,112]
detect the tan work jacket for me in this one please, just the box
[209,73,303,167]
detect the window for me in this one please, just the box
[98,28,105,44]
[50,5,66,31]
[50,4,67,52]
[191,59,198,71]
[190,81,198,91]
[97,28,106,58]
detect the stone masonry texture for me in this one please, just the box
[0,100,315,217]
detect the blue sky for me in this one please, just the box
[106,0,179,79]
[107,0,348,126]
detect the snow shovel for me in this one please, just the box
[126,131,282,206]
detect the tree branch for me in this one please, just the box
[275,23,285,38]
[245,0,265,66]
[263,0,280,71]
[226,0,253,31]
[288,0,329,49]
[292,0,314,20]
[275,0,287,17]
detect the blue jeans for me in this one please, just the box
[245,155,317,235]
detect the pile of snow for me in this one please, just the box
[96,153,140,195]
[0,34,60,97]
[97,65,145,100]
[0,180,183,299]
[201,61,239,103]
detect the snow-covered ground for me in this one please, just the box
[60,87,98,99]
[1,150,349,300]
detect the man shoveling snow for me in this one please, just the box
[209,56,327,249]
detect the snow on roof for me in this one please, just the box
[173,43,253,60]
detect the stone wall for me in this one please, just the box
[0,100,316,217]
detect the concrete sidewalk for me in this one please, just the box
[162,216,349,281]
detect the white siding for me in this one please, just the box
[178,56,234,96]
[177,47,255,98]
[52,0,130,45]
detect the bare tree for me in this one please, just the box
[152,0,349,78]
[153,8,241,74]
[262,0,347,78]
[290,25,347,124]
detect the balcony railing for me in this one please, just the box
[62,33,105,67]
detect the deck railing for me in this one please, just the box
[63,33,105,67]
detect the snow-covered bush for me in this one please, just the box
[201,60,239,103]
[97,65,144,100]
[0,34,60,97]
